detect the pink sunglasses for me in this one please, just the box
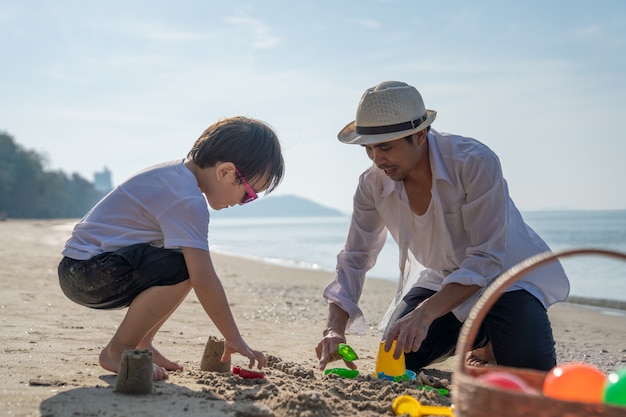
[235,168,258,204]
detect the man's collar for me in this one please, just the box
[427,129,453,185]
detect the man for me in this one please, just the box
[316,81,569,372]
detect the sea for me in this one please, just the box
[208,210,626,304]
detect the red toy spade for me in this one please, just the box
[233,366,265,379]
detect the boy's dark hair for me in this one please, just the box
[188,116,285,194]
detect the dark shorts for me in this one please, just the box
[386,287,556,372]
[58,243,189,309]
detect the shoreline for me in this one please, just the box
[211,248,626,313]
[565,296,626,314]
[40,218,626,310]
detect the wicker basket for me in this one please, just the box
[452,248,626,417]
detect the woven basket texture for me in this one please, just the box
[452,249,626,417]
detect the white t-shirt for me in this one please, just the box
[63,159,210,260]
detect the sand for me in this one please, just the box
[1,219,625,416]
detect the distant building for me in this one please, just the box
[94,167,113,193]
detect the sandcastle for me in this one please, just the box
[114,349,153,395]
[200,335,231,373]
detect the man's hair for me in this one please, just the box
[187,116,285,194]
[404,126,431,144]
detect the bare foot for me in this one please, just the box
[100,345,170,381]
[137,342,183,372]
[465,344,497,367]
[151,363,169,381]
[99,343,128,374]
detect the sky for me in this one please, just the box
[2,0,625,214]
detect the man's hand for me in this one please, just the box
[315,330,357,370]
[383,308,432,359]
[384,284,481,359]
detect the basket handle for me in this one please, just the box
[456,248,626,375]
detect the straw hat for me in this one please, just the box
[338,81,437,145]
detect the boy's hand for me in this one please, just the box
[222,338,267,369]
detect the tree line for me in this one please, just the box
[0,131,106,219]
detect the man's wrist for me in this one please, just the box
[322,327,346,339]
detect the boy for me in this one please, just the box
[58,116,284,380]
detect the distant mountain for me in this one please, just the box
[209,195,347,218]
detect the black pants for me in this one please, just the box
[58,243,189,309]
[387,287,557,371]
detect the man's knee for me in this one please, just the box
[486,290,556,371]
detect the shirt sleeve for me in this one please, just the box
[159,196,210,251]
[323,170,388,334]
[441,145,508,289]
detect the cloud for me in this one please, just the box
[348,18,381,30]
[222,16,281,49]
[106,18,210,42]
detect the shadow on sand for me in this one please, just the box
[39,375,246,417]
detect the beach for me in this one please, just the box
[1,219,626,417]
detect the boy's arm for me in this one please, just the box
[182,246,266,369]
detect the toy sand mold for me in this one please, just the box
[452,248,626,417]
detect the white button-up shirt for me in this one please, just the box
[323,129,570,334]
